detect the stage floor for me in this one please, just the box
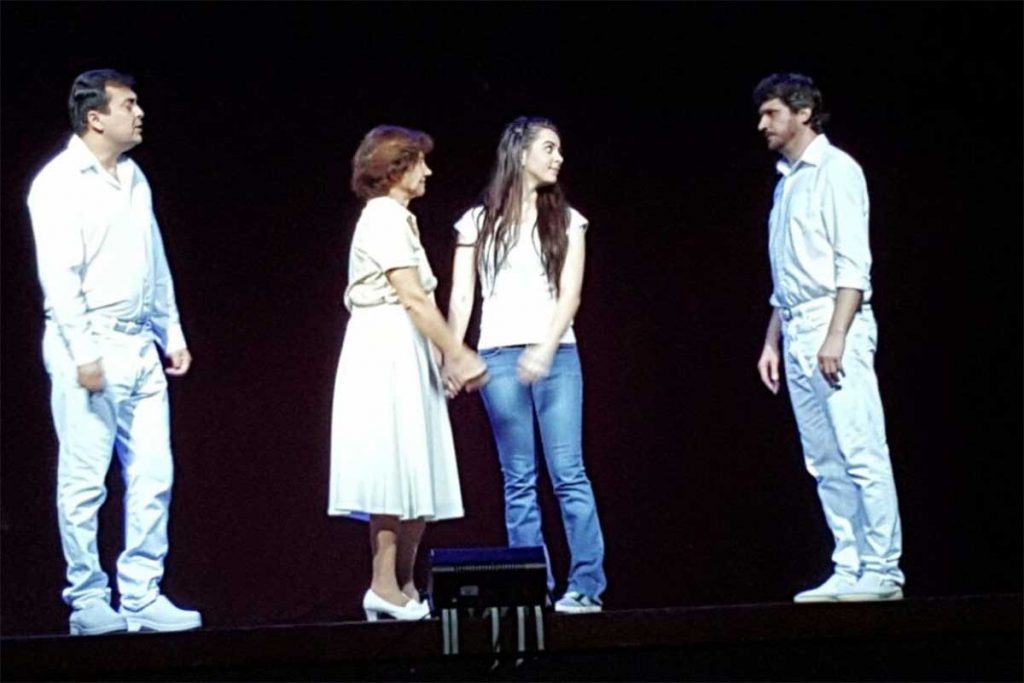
[2,594,1020,681]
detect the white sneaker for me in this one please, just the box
[120,595,202,632]
[793,573,857,603]
[836,572,904,602]
[69,600,127,636]
[554,591,602,614]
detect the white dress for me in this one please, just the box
[328,197,464,521]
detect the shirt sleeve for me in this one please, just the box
[27,173,101,365]
[823,160,872,292]
[454,207,482,246]
[568,208,590,233]
[149,216,187,354]
[361,209,418,273]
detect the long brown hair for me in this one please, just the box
[476,117,570,294]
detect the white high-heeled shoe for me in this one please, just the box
[362,589,430,621]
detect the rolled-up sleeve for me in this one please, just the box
[454,208,482,247]
[568,207,590,233]
[824,161,872,292]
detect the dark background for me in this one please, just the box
[2,2,1020,636]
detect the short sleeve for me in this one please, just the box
[568,207,589,233]
[360,210,418,273]
[454,207,483,246]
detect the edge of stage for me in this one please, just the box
[2,594,1021,681]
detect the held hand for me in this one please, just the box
[441,363,462,399]
[757,344,781,395]
[517,344,555,385]
[463,365,489,393]
[77,360,106,392]
[817,332,845,388]
[165,348,193,377]
[442,347,488,398]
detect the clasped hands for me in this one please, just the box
[441,348,488,399]
[515,343,555,385]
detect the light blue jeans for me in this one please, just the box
[43,321,173,610]
[479,344,606,600]
[781,299,904,584]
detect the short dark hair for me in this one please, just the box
[68,69,136,135]
[350,125,434,200]
[753,73,829,133]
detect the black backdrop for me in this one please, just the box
[2,2,1020,636]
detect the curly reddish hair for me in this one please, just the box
[350,125,434,200]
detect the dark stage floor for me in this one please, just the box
[2,594,1020,681]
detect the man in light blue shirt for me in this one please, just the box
[753,73,904,602]
[27,69,202,634]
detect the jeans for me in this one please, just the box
[479,344,606,599]
[781,299,904,584]
[43,321,174,610]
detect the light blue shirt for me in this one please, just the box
[768,134,873,309]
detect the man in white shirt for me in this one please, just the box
[27,69,201,634]
[753,73,905,602]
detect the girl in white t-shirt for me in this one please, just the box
[446,117,606,612]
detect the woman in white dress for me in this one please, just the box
[446,117,607,613]
[329,126,486,621]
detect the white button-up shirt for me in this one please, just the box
[768,134,873,309]
[344,196,438,310]
[27,135,186,365]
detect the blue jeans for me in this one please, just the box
[479,344,606,599]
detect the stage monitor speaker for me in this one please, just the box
[429,546,547,611]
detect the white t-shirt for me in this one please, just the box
[454,206,588,350]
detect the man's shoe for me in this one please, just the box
[69,600,128,636]
[793,573,857,603]
[554,591,602,614]
[119,595,202,632]
[835,572,904,602]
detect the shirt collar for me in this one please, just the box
[775,134,830,176]
[66,134,102,172]
[366,195,416,222]
[66,134,133,176]
[365,196,421,237]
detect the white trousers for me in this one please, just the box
[781,299,904,584]
[43,321,174,610]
